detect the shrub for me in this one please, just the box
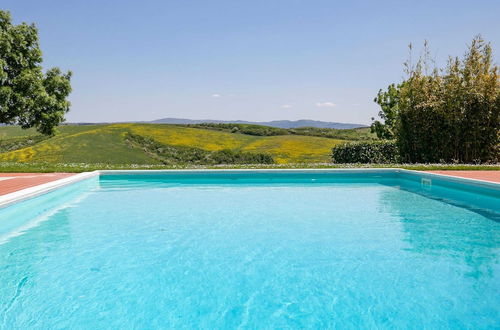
[290,127,376,141]
[331,141,399,163]
[185,123,288,136]
[211,149,274,164]
[372,37,499,163]
[186,123,376,141]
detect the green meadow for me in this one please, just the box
[0,123,369,165]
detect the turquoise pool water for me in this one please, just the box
[0,171,499,328]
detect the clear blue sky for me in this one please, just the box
[3,0,499,124]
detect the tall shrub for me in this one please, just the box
[373,37,499,163]
[332,141,399,164]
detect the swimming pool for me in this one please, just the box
[0,170,499,328]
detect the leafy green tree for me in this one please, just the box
[0,10,72,135]
[371,83,403,139]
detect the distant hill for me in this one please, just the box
[148,118,367,129]
[0,124,346,164]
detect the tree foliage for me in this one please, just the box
[185,123,375,141]
[372,37,499,163]
[0,10,71,135]
[371,83,403,139]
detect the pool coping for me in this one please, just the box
[0,171,99,208]
[0,168,498,209]
[403,169,500,190]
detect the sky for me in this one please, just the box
[3,0,499,125]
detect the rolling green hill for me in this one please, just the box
[0,124,351,164]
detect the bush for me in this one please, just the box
[185,123,288,136]
[211,149,274,164]
[372,37,499,163]
[332,141,399,163]
[289,127,376,141]
[186,123,376,141]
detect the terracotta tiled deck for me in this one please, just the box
[0,173,76,196]
[427,170,500,183]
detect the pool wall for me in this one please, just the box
[1,168,498,210]
[0,177,99,240]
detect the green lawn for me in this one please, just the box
[0,124,343,164]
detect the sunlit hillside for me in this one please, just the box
[0,124,357,164]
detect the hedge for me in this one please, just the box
[332,141,399,163]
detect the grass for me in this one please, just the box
[0,126,39,139]
[130,124,342,163]
[0,162,498,173]
[0,125,157,164]
[0,124,343,164]
[124,132,274,165]
[0,135,49,153]
[1,124,497,172]
[240,135,342,163]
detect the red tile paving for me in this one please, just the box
[0,173,76,196]
[427,170,500,183]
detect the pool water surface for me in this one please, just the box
[0,171,499,328]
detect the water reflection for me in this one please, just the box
[378,186,500,279]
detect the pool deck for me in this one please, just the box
[0,170,499,196]
[0,173,76,196]
[427,170,500,184]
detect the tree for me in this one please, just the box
[372,36,499,163]
[371,83,403,140]
[0,10,71,135]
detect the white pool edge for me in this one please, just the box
[0,171,99,208]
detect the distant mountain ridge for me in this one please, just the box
[148,118,367,129]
